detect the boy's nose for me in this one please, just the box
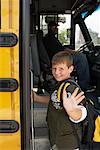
[55,69,60,75]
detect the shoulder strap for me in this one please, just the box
[57,79,81,102]
[57,81,70,102]
[67,79,80,88]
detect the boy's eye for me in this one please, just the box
[59,68,64,71]
[52,68,64,71]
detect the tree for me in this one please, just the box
[58,30,69,45]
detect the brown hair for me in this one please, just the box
[52,51,73,68]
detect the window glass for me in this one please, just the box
[40,14,71,45]
[75,6,100,50]
[84,7,100,46]
[75,24,85,50]
[58,14,71,45]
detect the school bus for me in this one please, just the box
[0,0,100,150]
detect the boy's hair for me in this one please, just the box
[52,51,73,68]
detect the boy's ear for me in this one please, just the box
[69,65,74,73]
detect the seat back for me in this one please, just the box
[30,32,54,93]
[37,30,50,73]
[30,34,41,76]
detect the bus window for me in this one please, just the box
[40,14,71,45]
[58,14,71,45]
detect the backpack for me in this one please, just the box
[57,79,100,149]
[82,99,100,142]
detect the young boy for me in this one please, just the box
[33,51,87,150]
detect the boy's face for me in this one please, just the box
[52,63,74,82]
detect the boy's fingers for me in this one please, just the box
[75,91,84,99]
[63,88,85,104]
[75,92,85,104]
[71,88,85,104]
[76,95,85,104]
[63,90,68,101]
[71,87,79,97]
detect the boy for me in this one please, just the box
[33,51,87,150]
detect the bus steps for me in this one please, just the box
[34,103,50,150]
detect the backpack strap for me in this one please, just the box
[67,79,80,88]
[57,79,80,101]
[57,82,70,102]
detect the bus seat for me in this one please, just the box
[37,30,50,73]
[36,30,56,93]
[30,34,41,76]
[30,34,42,87]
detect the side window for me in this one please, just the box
[40,15,48,35]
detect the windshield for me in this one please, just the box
[84,5,100,46]
[75,5,100,50]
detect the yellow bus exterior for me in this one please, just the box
[0,0,20,149]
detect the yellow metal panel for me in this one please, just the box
[1,0,9,30]
[0,0,21,149]
[0,48,11,77]
[0,132,20,150]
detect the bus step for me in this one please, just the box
[34,107,48,128]
[34,127,50,150]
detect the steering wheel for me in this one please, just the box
[77,41,92,53]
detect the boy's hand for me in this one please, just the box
[32,90,37,101]
[63,87,85,113]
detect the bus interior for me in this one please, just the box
[31,0,100,95]
[30,0,100,149]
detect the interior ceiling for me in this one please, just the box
[39,0,77,13]
[31,0,99,14]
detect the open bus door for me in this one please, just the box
[31,0,100,149]
[0,0,32,150]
